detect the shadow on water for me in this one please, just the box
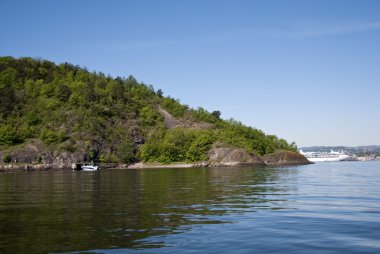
[0,166,291,253]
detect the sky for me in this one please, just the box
[1,0,379,147]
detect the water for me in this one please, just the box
[1,162,380,254]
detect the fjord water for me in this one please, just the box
[1,162,380,254]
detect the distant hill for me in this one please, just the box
[0,56,298,166]
[299,146,380,156]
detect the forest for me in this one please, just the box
[0,56,297,164]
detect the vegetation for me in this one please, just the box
[2,154,11,163]
[139,128,215,163]
[0,56,297,164]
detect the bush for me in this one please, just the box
[190,107,216,123]
[40,128,66,144]
[99,154,107,163]
[36,156,42,163]
[186,133,214,161]
[139,128,215,163]
[99,153,118,163]
[3,154,11,163]
[61,141,76,152]
[87,150,96,162]
[116,139,135,163]
[0,125,22,145]
[161,97,187,118]
[140,106,163,127]
[25,112,41,126]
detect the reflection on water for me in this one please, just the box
[0,162,380,254]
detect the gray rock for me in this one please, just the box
[262,150,312,166]
[208,144,265,167]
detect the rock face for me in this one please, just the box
[208,145,265,167]
[207,145,311,167]
[1,140,310,171]
[0,139,85,169]
[158,106,183,129]
[262,150,312,166]
[158,107,213,130]
[41,152,84,169]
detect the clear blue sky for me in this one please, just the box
[1,0,379,147]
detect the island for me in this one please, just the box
[0,57,310,171]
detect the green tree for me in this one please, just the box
[55,83,72,102]
[211,110,221,119]
[140,106,162,127]
[117,138,135,163]
[0,125,22,145]
[2,154,11,163]
[106,80,125,101]
[186,132,215,161]
[0,68,17,116]
[25,111,41,126]
[40,128,66,144]
[157,89,163,98]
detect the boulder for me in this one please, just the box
[208,144,265,167]
[262,150,312,166]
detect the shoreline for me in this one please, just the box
[3,159,378,173]
[0,150,314,172]
[126,162,209,169]
[0,160,311,172]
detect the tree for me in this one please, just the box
[87,150,96,162]
[0,68,17,116]
[140,106,162,127]
[55,83,72,102]
[211,110,221,119]
[157,89,163,98]
[117,139,135,163]
[40,128,66,144]
[0,125,22,145]
[3,154,11,163]
[106,80,125,101]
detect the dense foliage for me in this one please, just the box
[0,56,297,163]
[139,128,215,163]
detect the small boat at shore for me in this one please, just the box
[81,165,99,171]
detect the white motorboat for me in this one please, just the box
[81,165,99,171]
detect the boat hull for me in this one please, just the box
[81,165,99,171]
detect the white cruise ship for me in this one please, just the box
[299,150,358,162]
